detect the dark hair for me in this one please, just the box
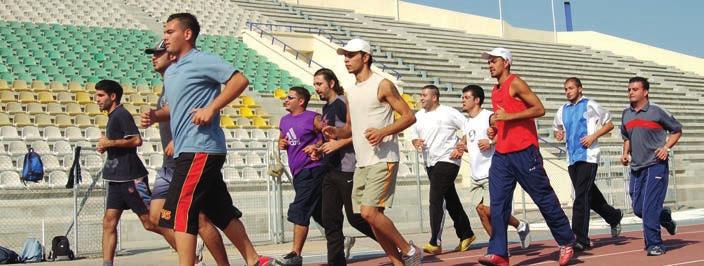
[421,84,440,100]
[629,76,650,91]
[564,77,583,88]
[95,79,123,104]
[314,68,344,95]
[365,52,373,68]
[462,84,485,106]
[289,86,311,108]
[167,13,200,44]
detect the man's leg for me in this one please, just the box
[341,171,376,240]
[321,170,346,265]
[585,163,622,232]
[569,162,593,247]
[426,165,445,247]
[197,213,229,266]
[361,206,405,265]
[486,152,518,258]
[435,163,473,241]
[642,163,669,250]
[286,167,323,258]
[102,208,123,264]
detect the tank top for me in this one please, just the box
[347,73,399,167]
[279,110,322,176]
[491,74,539,153]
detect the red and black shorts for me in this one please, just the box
[158,152,242,235]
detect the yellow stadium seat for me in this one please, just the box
[55,114,73,128]
[35,114,53,128]
[85,103,102,115]
[0,91,16,103]
[38,91,56,103]
[122,103,138,114]
[255,107,271,118]
[121,84,136,95]
[220,116,237,129]
[66,102,83,116]
[49,81,66,92]
[0,80,8,90]
[18,91,36,103]
[75,115,93,128]
[56,92,74,104]
[273,88,287,99]
[239,106,255,118]
[32,80,48,92]
[0,113,11,126]
[241,96,259,107]
[253,116,271,129]
[85,82,96,91]
[68,81,82,93]
[26,103,45,115]
[230,97,244,107]
[75,91,93,104]
[152,84,163,95]
[129,95,145,105]
[13,113,33,127]
[12,80,30,91]
[46,103,64,115]
[94,114,108,128]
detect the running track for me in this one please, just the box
[314,224,704,265]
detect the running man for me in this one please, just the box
[409,84,476,255]
[477,48,575,266]
[620,76,681,256]
[157,13,271,266]
[450,85,530,249]
[277,86,325,265]
[95,79,172,266]
[553,77,623,251]
[323,38,421,266]
[313,68,377,265]
[141,40,229,265]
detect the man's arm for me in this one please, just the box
[324,100,352,139]
[320,137,352,154]
[141,105,170,128]
[621,139,630,166]
[100,135,143,148]
[192,72,249,125]
[581,120,614,148]
[365,79,416,145]
[494,77,545,121]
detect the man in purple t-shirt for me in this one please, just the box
[277,86,325,265]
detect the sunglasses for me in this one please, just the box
[285,96,298,100]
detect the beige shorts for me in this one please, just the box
[352,162,398,212]
[469,178,490,208]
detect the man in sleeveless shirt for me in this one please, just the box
[323,38,422,265]
[477,48,575,266]
[313,68,377,265]
[141,40,229,265]
[409,85,476,255]
[277,86,325,265]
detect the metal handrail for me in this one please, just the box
[246,22,325,69]
[246,21,402,80]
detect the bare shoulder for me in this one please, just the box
[379,78,400,100]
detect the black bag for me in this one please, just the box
[47,236,74,261]
[0,245,19,264]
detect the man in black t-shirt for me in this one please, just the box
[313,68,376,265]
[95,79,173,266]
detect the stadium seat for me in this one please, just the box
[17,91,36,103]
[84,103,102,115]
[253,117,271,129]
[5,102,25,114]
[75,115,93,128]
[22,126,44,141]
[44,126,65,142]
[0,126,22,141]
[47,171,68,186]
[56,92,74,104]
[53,140,73,156]
[75,91,92,104]
[46,103,64,115]
[8,141,28,157]
[13,113,33,127]
[220,116,237,129]
[0,171,22,188]
[222,167,241,182]
[0,156,15,171]
[84,127,101,142]
[245,152,264,167]
[43,154,65,172]
[241,167,261,180]
[0,91,16,103]
[143,127,161,142]
[37,91,56,103]
[66,102,83,116]
[55,114,74,128]
[12,80,29,91]
[94,114,108,128]
[227,152,246,168]
[239,107,255,118]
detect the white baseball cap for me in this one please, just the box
[481,47,512,65]
[336,38,371,55]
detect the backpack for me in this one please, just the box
[18,238,43,263]
[47,236,73,261]
[21,148,44,185]
[0,245,18,264]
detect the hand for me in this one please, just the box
[493,106,510,121]
[278,137,288,150]
[164,141,174,157]
[322,125,337,140]
[620,154,630,166]
[655,147,669,161]
[449,148,463,160]
[141,109,157,128]
[303,144,318,156]
[411,139,425,151]
[97,146,106,154]
[555,130,565,141]
[478,139,492,151]
[364,128,384,146]
[580,134,596,148]
[455,141,466,153]
[310,151,321,161]
[487,127,497,139]
[97,135,110,151]
[191,107,216,126]
[320,140,344,154]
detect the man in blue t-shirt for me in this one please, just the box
[95,79,173,266]
[153,13,271,266]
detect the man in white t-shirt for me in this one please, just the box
[409,85,476,255]
[451,85,531,249]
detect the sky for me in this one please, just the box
[405,0,704,58]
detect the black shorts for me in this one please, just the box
[288,166,325,226]
[159,153,242,235]
[106,177,151,215]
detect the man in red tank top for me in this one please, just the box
[476,48,575,266]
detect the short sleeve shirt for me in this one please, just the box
[321,96,356,172]
[553,97,611,165]
[163,49,237,158]
[156,91,175,169]
[102,105,148,182]
[620,102,682,171]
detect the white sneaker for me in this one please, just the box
[196,236,205,263]
[344,236,356,260]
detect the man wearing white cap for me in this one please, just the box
[477,48,575,266]
[323,38,421,265]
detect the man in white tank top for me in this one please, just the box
[323,38,421,265]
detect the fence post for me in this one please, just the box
[414,151,424,232]
[73,170,79,256]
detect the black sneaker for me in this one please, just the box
[647,245,666,256]
[278,251,302,266]
[573,242,592,252]
[661,208,677,235]
[611,209,624,238]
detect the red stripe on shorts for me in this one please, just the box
[174,153,208,232]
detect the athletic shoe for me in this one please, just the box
[558,245,574,266]
[278,251,302,266]
[478,254,509,266]
[454,235,476,252]
[196,236,205,263]
[344,236,356,260]
[402,241,422,266]
[647,245,666,256]
[661,208,677,235]
[517,220,531,249]
[573,241,592,252]
[253,256,275,266]
[423,242,442,255]
[611,209,624,238]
